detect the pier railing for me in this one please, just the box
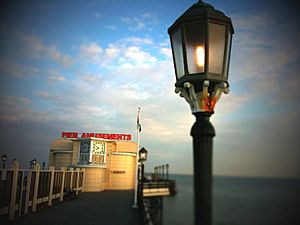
[143,180,176,197]
[140,178,176,225]
[0,161,85,221]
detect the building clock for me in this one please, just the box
[92,141,105,155]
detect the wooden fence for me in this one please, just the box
[0,161,85,220]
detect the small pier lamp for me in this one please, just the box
[138,147,148,162]
[2,154,7,169]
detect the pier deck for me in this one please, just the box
[4,191,140,225]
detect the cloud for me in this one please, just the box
[0,96,32,122]
[1,30,72,66]
[105,25,116,30]
[159,47,172,58]
[47,46,72,67]
[124,37,154,45]
[35,91,51,99]
[48,75,66,83]
[0,58,40,78]
[122,46,157,65]
[79,42,103,62]
[94,13,101,19]
[79,39,158,69]
[121,12,159,31]
[228,10,300,112]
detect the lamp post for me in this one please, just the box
[168,1,234,225]
[30,158,37,170]
[1,154,7,169]
[138,147,148,206]
[166,164,169,180]
[162,165,165,180]
[158,165,161,179]
[139,147,148,179]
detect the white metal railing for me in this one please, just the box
[0,161,85,220]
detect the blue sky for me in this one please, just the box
[0,0,299,178]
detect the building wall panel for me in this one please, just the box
[53,153,72,169]
[83,168,105,192]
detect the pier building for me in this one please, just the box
[49,131,137,192]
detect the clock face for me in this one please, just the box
[92,141,105,155]
[80,141,90,153]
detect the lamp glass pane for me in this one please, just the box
[171,29,185,79]
[224,29,232,79]
[140,152,147,160]
[208,23,226,75]
[185,23,205,74]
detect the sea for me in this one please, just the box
[162,175,300,225]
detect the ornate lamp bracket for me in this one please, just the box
[175,81,229,114]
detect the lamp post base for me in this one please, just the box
[191,112,215,225]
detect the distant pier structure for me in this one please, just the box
[139,164,177,225]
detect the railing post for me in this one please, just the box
[48,166,55,206]
[24,170,32,214]
[32,163,40,212]
[166,164,169,180]
[9,161,19,220]
[81,169,86,192]
[60,167,66,201]
[18,170,25,216]
[76,168,80,195]
[69,168,74,189]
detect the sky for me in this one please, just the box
[0,0,299,178]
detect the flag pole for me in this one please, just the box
[132,107,141,208]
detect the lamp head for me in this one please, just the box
[168,0,234,92]
[139,147,148,162]
[1,154,7,163]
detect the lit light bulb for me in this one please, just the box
[195,46,205,68]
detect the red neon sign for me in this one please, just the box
[62,132,131,141]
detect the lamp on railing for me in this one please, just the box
[30,158,37,169]
[154,166,158,180]
[1,154,7,169]
[166,164,169,180]
[42,161,46,170]
[158,165,161,179]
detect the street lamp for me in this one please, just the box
[138,147,148,206]
[30,158,37,169]
[1,154,7,169]
[138,147,148,181]
[42,161,46,170]
[166,164,169,180]
[138,147,148,163]
[168,1,234,225]
[158,165,161,179]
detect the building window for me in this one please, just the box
[79,140,106,164]
[79,141,90,164]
